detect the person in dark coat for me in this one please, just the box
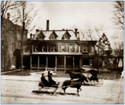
[41,73,49,86]
[48,71,56,86]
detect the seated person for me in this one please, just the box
[40,73,49,86]
[48,71,56,86]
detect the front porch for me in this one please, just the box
[30,54,95,71]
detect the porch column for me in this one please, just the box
[30,55,32,70]
[38,56,39,70]
[93,58,95,68]
[46,56,48,71]
[79,56,82,68]
[64,55,66,71]
[55,56,57,71]
[32,45,33,53]
[79,46,81,53]
[47,45,49,52]
[73,56,75,70]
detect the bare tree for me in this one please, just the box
[81,29,94,40]
[17,1,37,71]
[1,1,21,18]
[1,1,37,71]
[94,25,104,39]
[114,1,124,30]
[113,1,124,68]
[81,32,88,40]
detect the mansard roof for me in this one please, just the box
[33,29,77,40]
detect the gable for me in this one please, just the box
[49,31,58,40]
[37,32,45,40]
[62,31,71,40]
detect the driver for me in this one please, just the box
[41,73,49,86]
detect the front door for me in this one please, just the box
[48,55,55,68]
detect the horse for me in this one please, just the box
[62,75,87,96]
[66,70,84,80]
[66,70,88,84]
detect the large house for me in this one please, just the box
[23,20,97,71]
[1,13,28,71]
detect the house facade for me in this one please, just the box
[24,20,97,71]
[1,13,28,71]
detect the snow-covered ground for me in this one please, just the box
[1,73,124,104]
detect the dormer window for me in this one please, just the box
[37,32,45,40]
[49,31,58,40]
[62,31,71,40]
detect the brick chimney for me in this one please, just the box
[75,28,80,40]
[46,20,49,31]
[30,33,32,39]
[75,29,78,36]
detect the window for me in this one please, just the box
[50,46,56,52]
[40,55,46,67]
[66,56,73,68]
[37,32,45,40]
[62,34,70,40]
[69,45,74,52]
[37,46,42,52]
[49,31,58,40]
[83,59,90,65]
[42,46,46,52]
[25,46,30,52]
[38,35,43,40]
[50,34,57,40]
[62,31,71,40]
[32,55,38,67]
[57,56,64,68]
[74,56,79,68]
[61,45,65,52]
[48,55,55,67]
[82,46,89,53]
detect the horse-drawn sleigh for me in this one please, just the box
[66,67,104,87]
[33,68,103,96]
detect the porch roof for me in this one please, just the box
[31,52,83,55]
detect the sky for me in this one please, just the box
[31,1,115,31]
[9,1,124,48]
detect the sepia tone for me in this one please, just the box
[1,1,124,104]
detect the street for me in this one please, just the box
[1,73,124,104]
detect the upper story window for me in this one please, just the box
[49,31,58,40]
[61,45,66,52]
[24,46,30,52]
[81,45,89,53]
[50,46,56,52]
[42,46,46,52]
[69,45,74,52]
[62,31,71,40]
[90,46,95,54]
